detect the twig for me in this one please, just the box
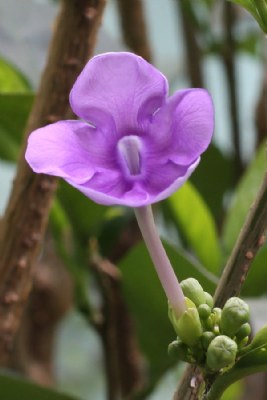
[116,0,152,62]
[174,172,267,399]
[0,0,106,366]
[12,234,73,386]
[176,0,204,88]
[90,240,144,400]
[223,2,243,179]
[255,48,267,148]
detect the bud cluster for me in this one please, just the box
[168,278,251,372]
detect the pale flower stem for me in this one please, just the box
[134,205,186,318]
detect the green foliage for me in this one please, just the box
[0,58,31,92]
[229,0,267,33]
[165,181,222,275]
[0,58,34,162]
[0,93,34,161]
[0,370,78,400]
[191,144,234,220]
[56,182,108,241]
[223,144,266,256]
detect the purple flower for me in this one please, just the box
[25,52,214,208]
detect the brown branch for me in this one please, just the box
[223,2,243,179]
[12,234,73,386]
[90,241,144,400]
[116,0,152,62]
[255,50,267,147]
[0,0,106,366]
[174,173,267,399]
[176,0,204,88]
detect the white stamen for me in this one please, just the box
[118,135,141,176]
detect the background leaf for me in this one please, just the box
[0,370,79,400]
[222,144,266,257]
[0,58,31,92]
[164,181,222,275]
[0,93,34,161]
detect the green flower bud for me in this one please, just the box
[236,323,251,341]
[221,297,250,337]
[180,278,206,307]
[212,308,222,324]
[198,304,211,320]
[168,339,190,362]
[206,335,237,371]
[250,324,267,350]
[168,297,196,334]
[175,301,203,347]
[237,336,249,348]
[201,331,216,350]
[204,291,214,308]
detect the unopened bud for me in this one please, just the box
[180,278,206,307]
[236,323,251,341]
[206,335,237,371]
[174,298,203,347]
[204,291,214,308]
[198,304,211,320]
[250,324,267,350]
[168,339,191,362]
[221,297,249,337]
[201,331,216,350]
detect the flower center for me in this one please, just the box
[117,135,142,176]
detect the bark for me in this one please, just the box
[222,2,243,178]
[90,242,144,400]
[177,0,204,88]
[116,0,152,62]
[12,235,73,386]
[0,0,106,366]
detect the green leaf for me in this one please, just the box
[0,93,34,161]
[50,199,92,316]
[222,144,266,256]
[190,144,234,220]
[0,370,79,400]
[0,58,31,92]
[242,244,267,296]
[229,0,267,33]
[165,181,222,275]
[119,241,216,387]
[57,181,107,241]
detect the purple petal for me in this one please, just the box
[146,158,200,203]
[70,52,168,134]
[150,89,214,165]
[69,174,149,207]
[25,120,117,184]
[68,158,199,207]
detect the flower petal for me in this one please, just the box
[150,89,214,165]
[68,158,199,207]
[70,52,168,134]
[146,158,200,203]
[69,172,149,207]
[25,120,117,184]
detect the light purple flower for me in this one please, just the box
[25,52,214,208]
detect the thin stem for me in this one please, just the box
[134,205,186,318]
